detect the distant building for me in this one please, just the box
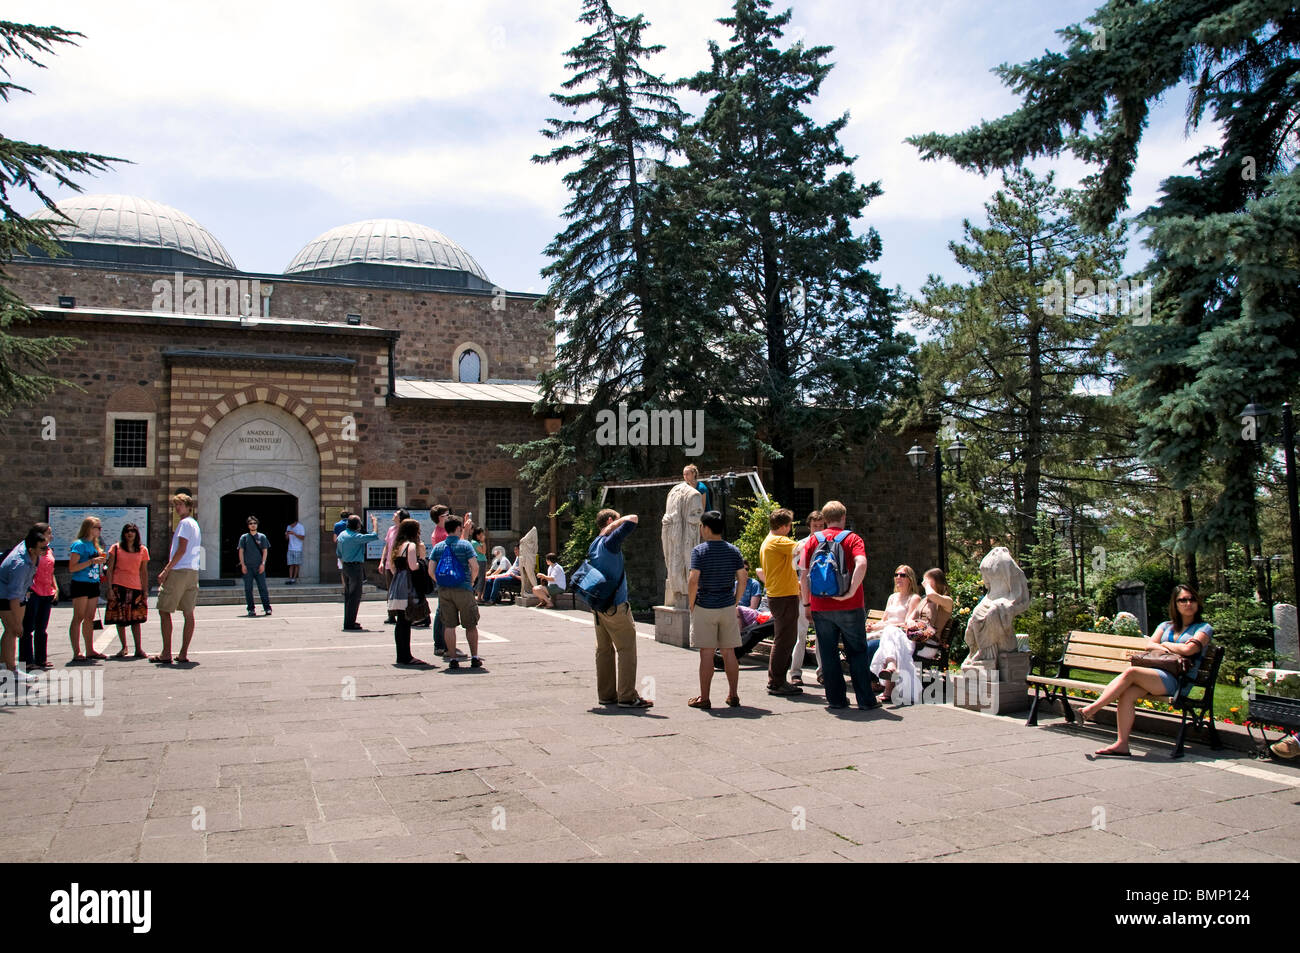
[4,193,937,608]
[6,194,555,583]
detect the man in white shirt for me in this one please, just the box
[285,516,306,585]
[532,552,568,609]
[154,493,202,665]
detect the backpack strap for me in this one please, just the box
[833,530,851,544]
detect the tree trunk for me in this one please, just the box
[1181,491,1198,590]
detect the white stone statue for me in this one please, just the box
[662,480,705,606]
[963,547,1031,666]
[517,527,539,592]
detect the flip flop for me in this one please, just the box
[725,695,740,708]
[1091,749,1131,758]
[88,651,109,660]
[150,655,173,665]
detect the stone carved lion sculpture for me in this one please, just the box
[962,547,1031,666]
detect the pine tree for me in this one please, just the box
[908,0,1300,556]
[680,0,911,504]
[911,168,1135,560]
[521,0,686,490]
[0,22,119,416]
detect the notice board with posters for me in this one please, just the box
[362,510,437,560]
[46,506,151,561]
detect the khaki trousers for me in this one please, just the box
[593,602,638,703]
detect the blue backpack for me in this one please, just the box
[570,540,625,613]
[808,530,853,598]
[434,542,468,588]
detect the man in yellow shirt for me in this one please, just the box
[760,508,802,695]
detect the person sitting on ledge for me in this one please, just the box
[867,564,924,704]
[484,544,522,604]
[532,552,567,609]
[1080,584,1212,757]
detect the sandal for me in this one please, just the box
[113,649,130,658]
[70,655,87,664]
[88,651,108,660]
[791,675,804,686]
[150,655,173,664]
[132,651,148,660]
[688,696,712,710]
[725,695,740,708]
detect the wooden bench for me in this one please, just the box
[1026,629,1225,758]
[863,609,952,698]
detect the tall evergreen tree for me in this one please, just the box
[517,0,686,494]
[911,168,1134,561]
[0,22,119,416]
[680,0,910,504]
[908,0,1300,556]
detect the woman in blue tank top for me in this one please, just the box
[1080,585,1212,757]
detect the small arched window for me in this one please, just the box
[458,349,482,383]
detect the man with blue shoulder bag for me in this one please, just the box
[573,509,653,709]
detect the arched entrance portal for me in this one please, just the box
[198,402,320,583]
[219,488,298,578]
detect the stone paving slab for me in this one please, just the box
[1,599,1297,863]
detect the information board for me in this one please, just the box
[46,506,151,561]
[362,510,436,561]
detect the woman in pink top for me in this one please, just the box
[104,523,150,658]
[19,522,56,669]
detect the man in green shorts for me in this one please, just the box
[430,516,482,669]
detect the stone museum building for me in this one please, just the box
[2,193,937,607]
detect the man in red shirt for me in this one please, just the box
[800,500,875,710]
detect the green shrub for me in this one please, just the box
[559,500,602,572]
[944,566,984,664]
[733,495,783,570]
[1094,563,1176,634]
[1204,545,1275,684]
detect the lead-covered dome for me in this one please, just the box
[30,194,237,270]
[284,219,493,290]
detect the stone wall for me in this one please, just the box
[7,261,554,382]
[0,310,551,583]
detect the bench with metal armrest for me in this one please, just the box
[1026,628,1224,758]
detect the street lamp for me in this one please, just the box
[1240,401,1300,604]
[906,438,970,573]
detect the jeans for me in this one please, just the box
[243,570,270,613]
[20,591,54,666]
[486,576,520,604]
[811,607,874,708]
[866,637,879,670]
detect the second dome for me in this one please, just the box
[284,218,493,290]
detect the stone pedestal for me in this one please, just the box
[654,604,691,648]
[954,650,1031,714]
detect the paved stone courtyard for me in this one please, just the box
[2,598,1297,863]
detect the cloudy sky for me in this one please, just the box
[12,0,1218,300]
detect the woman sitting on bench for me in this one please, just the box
[1081,584,1213,757]
[911,568,953,662]
[867,565,924,704]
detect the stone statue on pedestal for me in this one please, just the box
[517,526,539,593]
[661,481,705,609]
[963,547,1031,666]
